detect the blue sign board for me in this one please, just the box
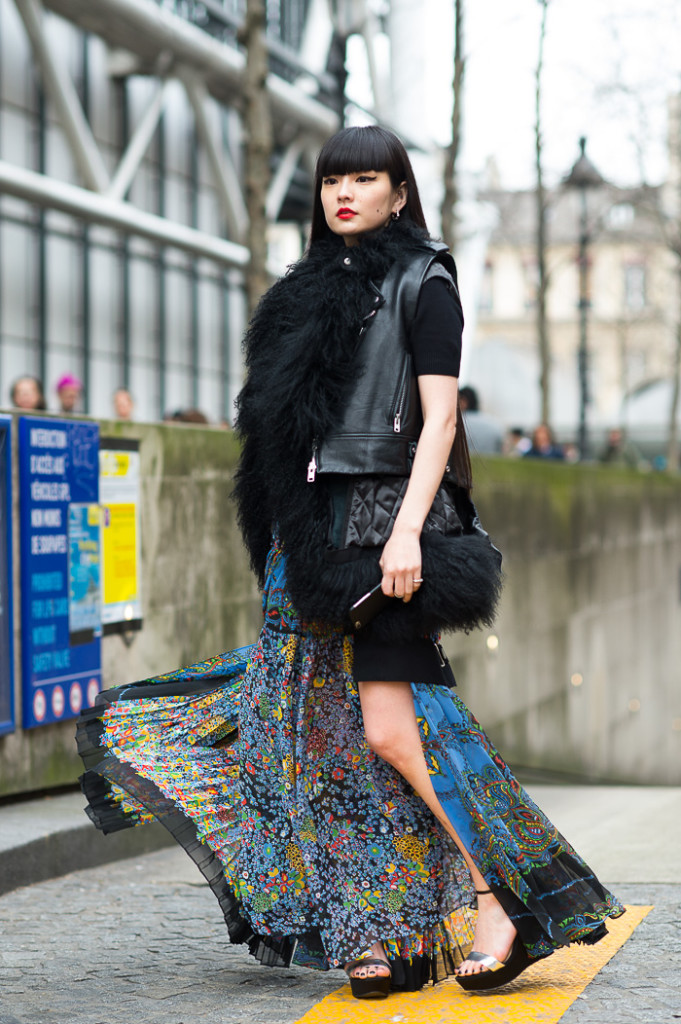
[0,415,15,735]
[18,417,101,728]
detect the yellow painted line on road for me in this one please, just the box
[295,905,651,1024]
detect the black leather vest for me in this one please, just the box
[308,241,458,482]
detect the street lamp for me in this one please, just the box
[563,137,605,461]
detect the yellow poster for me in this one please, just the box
[99,442,142,629]
[102,503,137,606]
[100,450,130,478]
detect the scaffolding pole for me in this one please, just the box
[0,160,249,268]
[14,0,110,191]
[42,0,339,138]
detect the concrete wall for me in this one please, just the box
[2,421,680,795]
[443,458,681,785]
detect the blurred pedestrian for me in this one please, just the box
[55,373,83,414]
[164,408,209,424]
[523,423,564,461]
[459,385,504,454]
[598,428,645,469]
[10,375,47,410]
[503,427,531,458]
[113,388,134,421]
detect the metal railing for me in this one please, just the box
[155,0,336,94]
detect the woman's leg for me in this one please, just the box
[359,679,516,977]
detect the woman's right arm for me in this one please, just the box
[379,273,464,602]
[379,374,459,602]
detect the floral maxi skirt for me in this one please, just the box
[77,542,623,991]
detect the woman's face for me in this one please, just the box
[320,170,406,246]
[534,424,551,449]
[12,377,42,409]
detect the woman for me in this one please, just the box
[524,423,565,460]
[77,126,622,1001]
[10,375,47,410]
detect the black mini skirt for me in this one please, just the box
[353,635,456,687]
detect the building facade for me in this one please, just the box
[0,0,343,422]
[469,180,678,443]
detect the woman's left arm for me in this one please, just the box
[379,374,458,602]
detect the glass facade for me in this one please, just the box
[156,0,312,54]
[0,0,327,422]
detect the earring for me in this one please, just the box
[391,209,400,221]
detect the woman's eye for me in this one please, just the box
[322,177,338,185]
[357,175,376,183]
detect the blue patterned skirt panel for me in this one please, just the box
[77,540,623,990]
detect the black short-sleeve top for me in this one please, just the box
[353,273,463,687]
[409,277,463,378]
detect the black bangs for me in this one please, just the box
[316,126,404,182]
[309,125,429,240]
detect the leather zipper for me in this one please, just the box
[307,440,318,482]
[391,356,411,433]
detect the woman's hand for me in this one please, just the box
[380,526,422,603]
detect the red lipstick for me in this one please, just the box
[337,208,356,220]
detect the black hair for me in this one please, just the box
[309,125,428,242]
[459,386,479,412]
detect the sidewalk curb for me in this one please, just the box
[0,801,173,896]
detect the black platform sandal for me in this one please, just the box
[345,955,392,1000]
[455,889,532,992]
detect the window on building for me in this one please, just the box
[478,261,493,314]
[607,203,635,230]
[624,262,646,311]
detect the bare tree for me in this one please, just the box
[607,88,681,471]
[441,0,465,252]
[666,183,681,472]
[535,0,550,425]
[613,185,681,472]
[663,92,681,471]
[593,9,681,469]
[242,0,273,315]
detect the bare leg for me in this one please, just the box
[359,679,516,976]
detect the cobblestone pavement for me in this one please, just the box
[1,847,679,1024]
[0,847,344,1024]
[560,883,681,1024]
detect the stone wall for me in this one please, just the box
[2,422,680,795]
[444,458,681,784]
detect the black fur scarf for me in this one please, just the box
[233,221,503,642]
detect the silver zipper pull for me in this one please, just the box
[307,446,317,482]
[393,413,401,433]
[434,640,447,667]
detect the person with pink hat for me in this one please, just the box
[55,373,82,413]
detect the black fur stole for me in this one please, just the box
[233,221,502,641]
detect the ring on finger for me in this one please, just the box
[412,577,424,584]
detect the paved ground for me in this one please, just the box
[0,846,345,1024]
[1,785,680,1024]
[0,791,172,897]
